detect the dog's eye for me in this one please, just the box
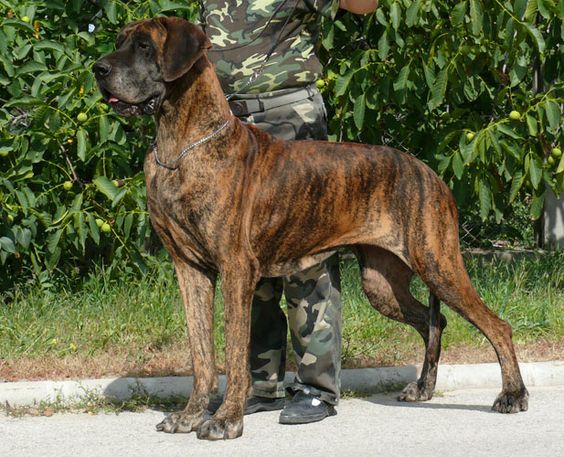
[137,41,150,51]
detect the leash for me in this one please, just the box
[152,117,232,171]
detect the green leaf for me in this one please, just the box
[99,115,110,144]
[353,93,366,130]
[406,0,422,27]
[335,71,354,97]
[525,0,539,20]
[124,213,134,240]
[528,153,543,189]
[530,191,545,220]
[478,178,492,220]
[393,63,411,91]
[451,1,467,26]
[34,40,65,54]
[47,229,63,254]
[87,213,100,245]
[16,61,47,75]
[544,100,561,131]
[70,193,83,211]
[112,188,128,208]
[526,114,538,136]
[428,67,448,110]
[509,171,525,202]
[0,236,16,254]
[321,25,334,50]
[536,0,553,19]
[103,1,118,24]
[378,31,390,60]
[421,60,435,90]
[522,22,546,54]
[77,128,87,161]
[4,96,43,107]
[557,155,564,174]
[390,3,402,31]
[1,19,35,33]
[514,0,528,18]
[93,176,119,201]
[469,0,484,35]
[75,212,87,251]
[452,151,464,179]
[497,124,523,140]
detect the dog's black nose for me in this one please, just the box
[93,60,112,77]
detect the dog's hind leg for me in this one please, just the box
[417,246,528,413]
[356,245,447,401]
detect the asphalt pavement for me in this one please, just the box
[2,385,563,457]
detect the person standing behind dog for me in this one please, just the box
[199,0,378,424]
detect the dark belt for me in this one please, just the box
[228,84,317,117]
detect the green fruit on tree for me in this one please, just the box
[63,181,73,191]
[77,112,88,123]
[466,132,475,142]
[551,147,562,158]
[21,15,30,22]
[101,223,111,233]
[7,215,14,224]
[0,149,8,157]
[509,110,521,120]
[95,218,104,228]
[315,79,326,90]
[547,156,555,166]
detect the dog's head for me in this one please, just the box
[93,17,211,116]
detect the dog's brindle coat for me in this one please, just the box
[94,17,528,440]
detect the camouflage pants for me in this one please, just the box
[229,85,342,405]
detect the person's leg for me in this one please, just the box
[249,277,287,400]
[225,86,342,422]
[251,88,342,423]
[280,254,342,424]
[207,277,286,415]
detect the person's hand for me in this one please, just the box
[339,0,378,14]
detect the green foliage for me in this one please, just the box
[319,0,563,223]
[0,0,562,283]
[0,1,199,283]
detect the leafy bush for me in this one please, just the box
[0,0,562,286]
[319,0,563,222]
[0,1,198,286]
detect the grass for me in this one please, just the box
[1,250,563,380]
[1,383,188,418]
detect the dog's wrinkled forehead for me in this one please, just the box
[115,19,166,51]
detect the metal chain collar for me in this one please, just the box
[152,117,232,171]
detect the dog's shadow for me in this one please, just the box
[360,392,492,413]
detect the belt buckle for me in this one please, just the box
[230,100,248,117]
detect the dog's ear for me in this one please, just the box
[156,16,211,82]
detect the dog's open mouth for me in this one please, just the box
[103,91,158,116]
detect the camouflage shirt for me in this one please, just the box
[200,0,338,94]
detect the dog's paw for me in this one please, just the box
[492,388,529,413]
[196,415,243,440]
[397,382,433,402]
[156,410,210,433]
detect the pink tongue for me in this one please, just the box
[108,96,119,104]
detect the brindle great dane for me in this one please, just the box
[93,16,528,440]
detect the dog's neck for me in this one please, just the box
[154,56,233,163]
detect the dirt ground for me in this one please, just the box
[1,340,563,382]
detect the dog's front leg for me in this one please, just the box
[197,261,258,440]
[156,261,217,434]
